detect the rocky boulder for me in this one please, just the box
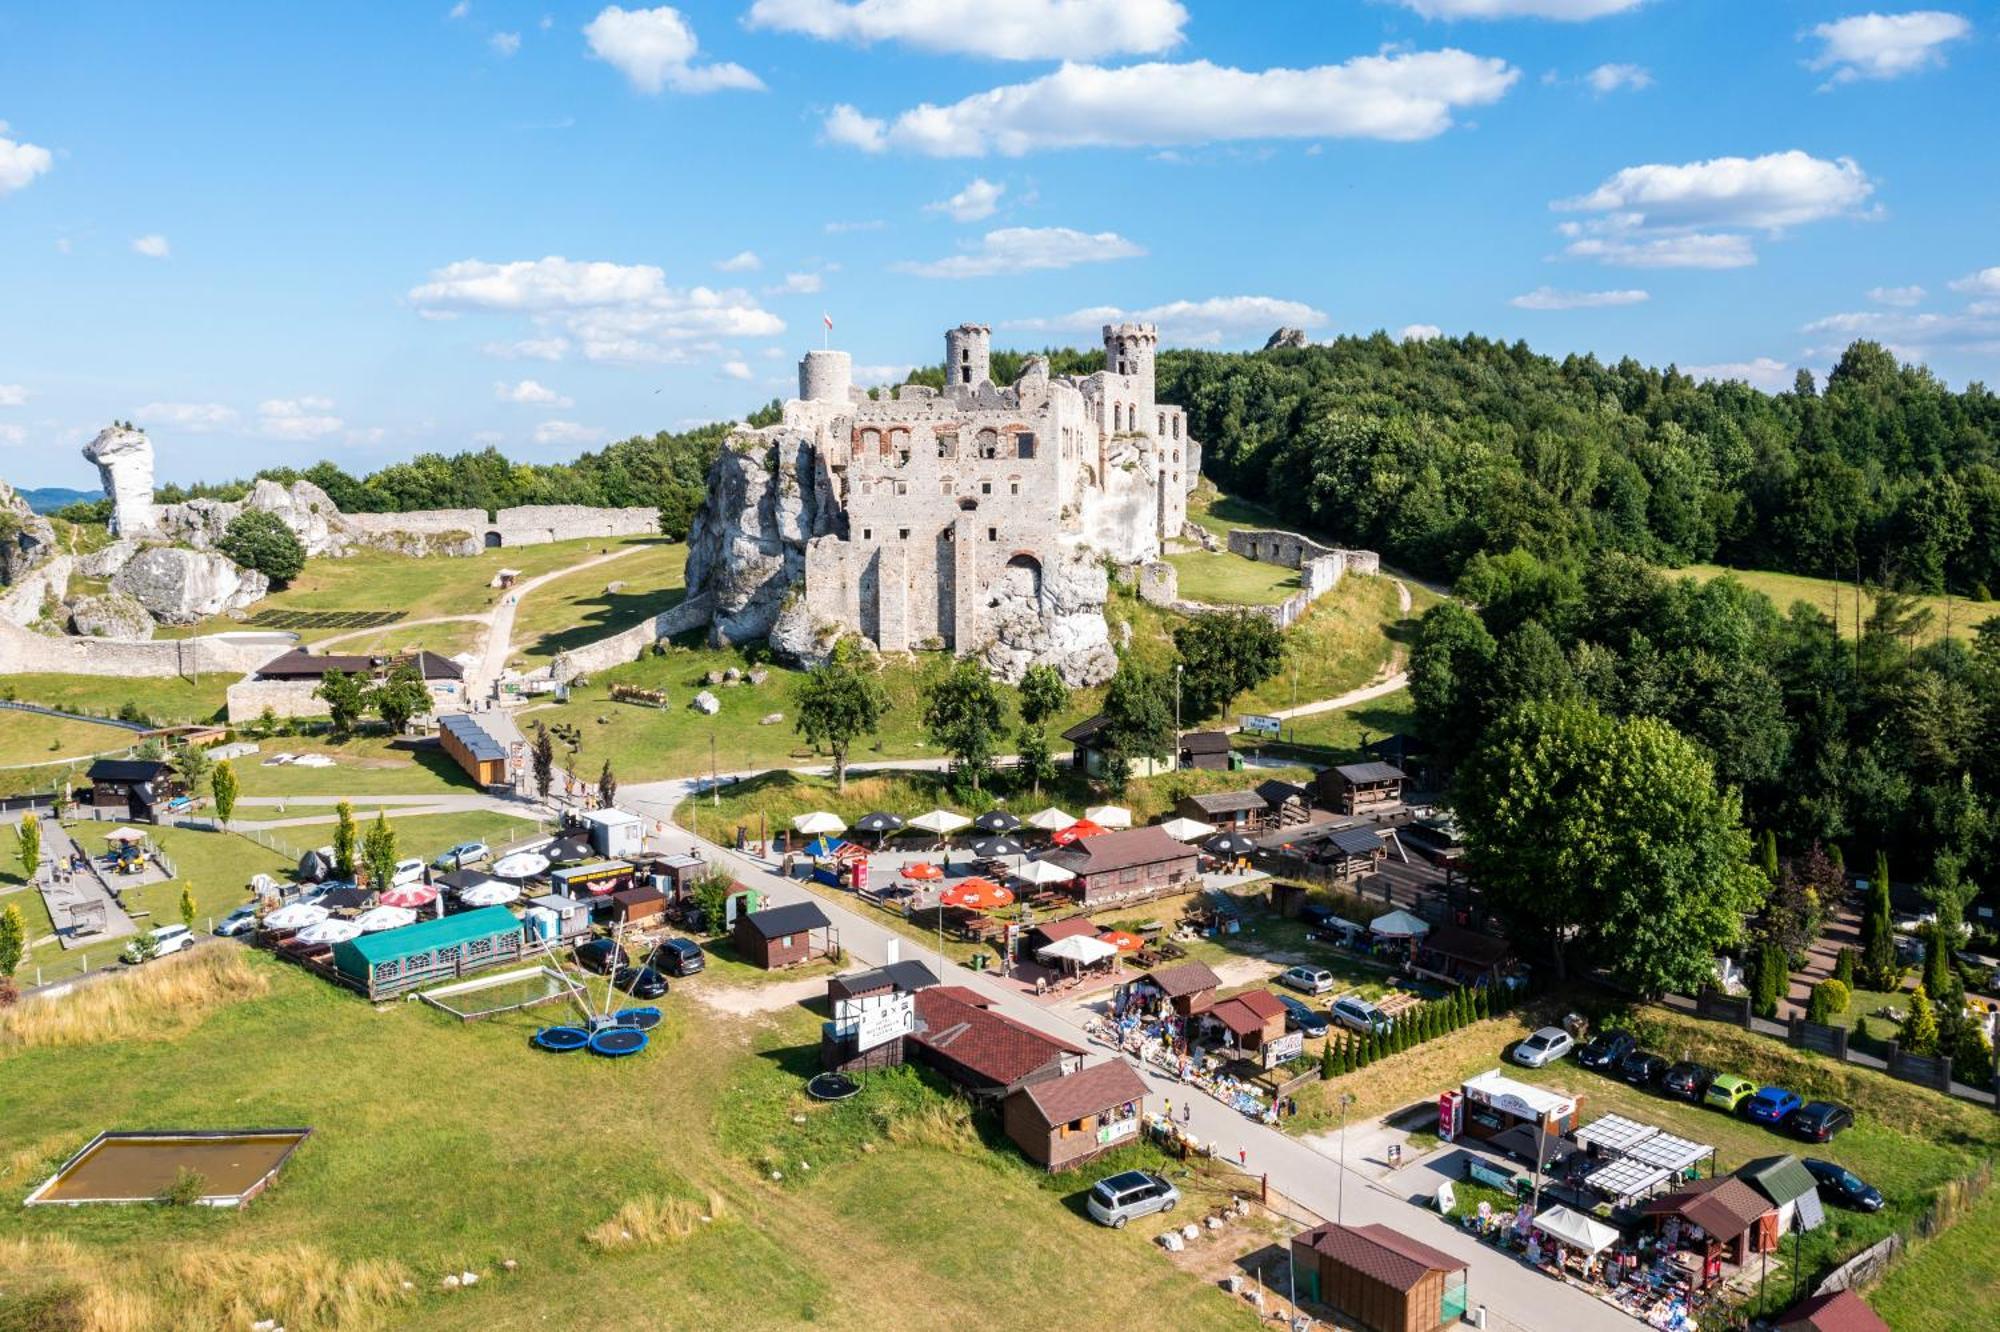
[76,537,140,579]
[157,477,349,558]
[110,546,269,623]
[0,479,58,587]
[67,590,155,639]
[1264,327,1309,350]
[980,541,1116,687]
[684,431,838,647]
[81,424,157,535]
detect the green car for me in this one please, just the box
[1704,1073,1757,1112]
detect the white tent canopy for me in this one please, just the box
[295,918,363,946]
[1037,934,1119,964]
[908,809,971,835]
[1085,805,1133,829]
[1025,807,1076,831]
[1158,816,1216,842]
[1533,1205,1622,1256]
[1013,859,1076,885]
[354,905,417,933]
[263,902,329,931]
[1370,909,1431,939]
[792,811,847,835]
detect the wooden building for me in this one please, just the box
[1202,989,1288,1057]
[1317,761,1407,817]
[1118,959,1222,1018]
[1290,1222,1469,1332]
[1638,1174,1776,1268]
[1175,789,1269,831]
[1020,917,1100,959]
[1412,924,1512,987]
[1003,1058,1148,1170]
[732,900,836,969]
[437,713,509,787]
[1059,714,1172,780]
[820,960,939,1073]
[1177,731,1233,771]
[330,906,524,1000]
[610,884,666,927]
[909,987,1084,1100]
[83,759,180,823]
[1775,1290,1891,1332]
[1046,826,1200,907]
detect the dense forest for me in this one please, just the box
[1161,336,2000,597]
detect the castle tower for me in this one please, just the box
[1103,322,1158,415]
[945,323,991,388]
[799,349,853,404]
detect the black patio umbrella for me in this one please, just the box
[853,810,904,848]
[315,885,374,912]
[1203,833,1257,858]
[972,835,1027,860]
[973,810,1022,834]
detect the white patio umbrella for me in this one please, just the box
[263,902,329,931]
[1085,805,1133,829]
[792,811,848,836]
[1025,807,1077,832]
[459,882,522,908]
[1012,859,1075,886]
[492,851,550,880]
[294,918,363,946]
[354,905,417,932]
[102,827,148,844]
[1158,816,1215,842]
[908,809,971,835]
[1369,909,1431,939]
[1037,934,1119,968]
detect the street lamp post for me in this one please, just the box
[1336,1091,1354,1223]
[1173,663,1183,765]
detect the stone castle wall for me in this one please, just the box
[546,592,715,682]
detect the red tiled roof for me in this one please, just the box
[1295,1223,1463,1292]
[1028,918,1100,945]
[1776,1290,1891,1332]
[1012,1059,1148,1129]
[911,990,1083,1088]
[1208,990,1285,1037]
[1229,989,1286,1021]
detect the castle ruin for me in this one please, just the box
[684,321,1200,686]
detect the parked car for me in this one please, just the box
[390,858,427,888]
[434,841,490,871]
[1787,1101,1854,1143]
[121,923,193,964]
[1619,1050,1669,1088]
[1743,1086,1804,1126]
[651,937,707,977]
[613,965,669,999]
[213,905,260,937]
[1661,1061,1717,1101]
[1278,965,1336,996]
[1086,1170,1180,1229]
[1703,1073,1758,1112]
[1576,1029,1636,1071]
[1330,994,1391,1035]
[1275,994,1329,1038]
[575,938,628,975]
[1511,1027,1575,1069]
[1803,1157,1883,1212]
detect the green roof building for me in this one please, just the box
[332,906,525,1000]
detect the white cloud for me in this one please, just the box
[823,51,1519,157]
[715,249,762,272]
[895,226,1143,279]
[1400,323,1443,341]
[823,218,885,234]
[0,122,54,195]
[534,420,602,445]
[1006,295,1327,345]
[410,256,670,309]
[483,336,571,360]
[449,0,470,17]
[491,31,522,56]
[256,397,343,441]
[1803,308,2000,347]
[1681,357,1793,391]
[135,401,239,430]
[496,378,574,407]
[131,234,171,258]
[1560,228,1757,269]
[1557,150,1874,231]
[1807,11,1971,87]
[746,0,1186,61]
[0,384,25,407]
[1392,0,1646,16]
[1509,286,1649,310]
[1949,267,2000,296]
[767,271,823,294]
[1585,62,1652,92]
[1868,284,1927,306]
[853,363,916,387]
[720,360,753,380]
[0,424,24,447]
[584,5,763,94]
[927,177,1006,223]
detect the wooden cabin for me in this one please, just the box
[437,713,509,787]
[1118,959,1222,1018]
[908,987,1084,1100]
[1290,1222,1469,1332]
[610,884,667,927]
[1045,826,1199,906]
[1202,989,1288,1057]
[84,759,179,823]
[1177,730,1233,772]
[732,900,835,969]
[1317,761,1407,817]
[1175,789,1269,831]
[1003,1059,1147,1170]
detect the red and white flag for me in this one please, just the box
[823,312,833,331]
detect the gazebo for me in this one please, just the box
[1036,932,1120,978]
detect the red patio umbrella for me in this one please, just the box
[1051,818,1108,846]
[1098,929,1143,952]
[901,861,943,881]
[378,884,439,909]
[940,878,1015,911]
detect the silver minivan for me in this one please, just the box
[1086,1170,1180,1228]
[1331,994,1391,1035]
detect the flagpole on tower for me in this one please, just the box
[823,311,832,350]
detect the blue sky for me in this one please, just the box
[0,0,1994,488]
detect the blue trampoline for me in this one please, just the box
[531,1025,590,1053]
[588,1027,649,1057]
[613,1006,662,1031]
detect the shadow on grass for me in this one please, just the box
[387,738,483,792]
[523,586,689,658]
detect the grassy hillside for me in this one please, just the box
[1680,563,2000,643]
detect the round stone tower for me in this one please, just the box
[1102,322,1158,386]
[798,349,853,404]
[945,323,991,388]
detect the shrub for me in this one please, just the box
[1903,985,1940,1056]
[217,509,306,584]
[1953,1022,1995,1084]
[1833,947,1856,987]
[157,1167,207,1206]
[1806,979,1850,1026]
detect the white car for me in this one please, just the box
[391,858,427,888]
[123,923,194,963]
[1512,1026,1576,1069]
[1278,965,1337,995]
[434,841,490,871]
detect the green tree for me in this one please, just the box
[217,509,306,584]
[15,813,40,884]
[1903,984,1940,1055]
[210,760,238,827]
[1016,722,1056,796]
[656,481,704,541]
[371,660,430,733]
[1759,830,1780,884]
[0,902,25,978]
[315,669,368,735]
[178,883,197,932]
[921,658,1007,794]
[1833,947,1856,987]
[1098,659,1176,792]
[1172,610,1283,723]
[1320,1038,1338,1080]
[691,871,734,934]
[332,800,358,879]
[170,744,213,803]
[598,759,618,810]
[1408,602,1496,769]
[361,811,398,890]
[1456,699,1764,994]
[1806,978,1850,1025]
[792,642,891,791]
[531,722,555,801]
[1017,663,1069,728]
[1953,1020,1995,1084]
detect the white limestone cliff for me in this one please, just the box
[82,425,157,536]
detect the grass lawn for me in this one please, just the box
[510,540,687,663]
[314,618,488,660]
[1229,576,1418,719]
[1232,689,1417,765]
[1681,564,2000,644]
[0,957,1253,1331]
[1185,484,1286,543]
[1166,549,1300,606]
[1869,1177,2000,1331]
[235,809,544,861]
[0,672,234,725]
[0,713,139,768]
[229,735,483,799]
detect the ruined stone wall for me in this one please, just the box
[490,505,659,547]
[223,674,469,723]
[0,615,280,679]
[546,592,715,682]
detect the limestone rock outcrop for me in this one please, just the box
[76,538,141,579]
[1264,327,1309,350]
[158,478,349,557]
[0,480,58,587]
[110,546,268,623]
[980,543,1116,687]
[67,590,155,640]
[82,425,157,535]
[685,437,837,648]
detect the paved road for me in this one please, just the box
[615,774,1632,1332]
[470,546,641,699]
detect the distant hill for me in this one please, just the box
[16,486,98,514]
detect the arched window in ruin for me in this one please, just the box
[1112,403,1123,432]
[1003,552,1043,603]
[1014,431,1035,459]
[976,427,999,459]
[859,427,881,454]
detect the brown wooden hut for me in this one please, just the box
[731,900,835,969]
[1117,959,1221,1018]
[1290,1222,1469,1332]
[1002,1058,1147,1170]
[1316,761,1406,816]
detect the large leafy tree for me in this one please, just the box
[1172,610,1283,724]
[362,811,398,890]
[371,660,431,733]
[210,761,238,827]
[218,509,307,584]
[315,670,368,735]
[922,657,1007,794]
[1098,659,1176,793]
[1409,602,1495,769]
[1015,663,1069,797]
[792,641,891,791]
[1457,699,1764,995]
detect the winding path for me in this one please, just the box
[469,546,642,700]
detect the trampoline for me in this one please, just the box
[613,1006,663,1031]
[588,1027,649,1057]
[531,1025,590,1053]
[806,1072,861,1101]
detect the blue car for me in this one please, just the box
[1743,1086,1802,1125]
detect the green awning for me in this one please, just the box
[335,906,521,968]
